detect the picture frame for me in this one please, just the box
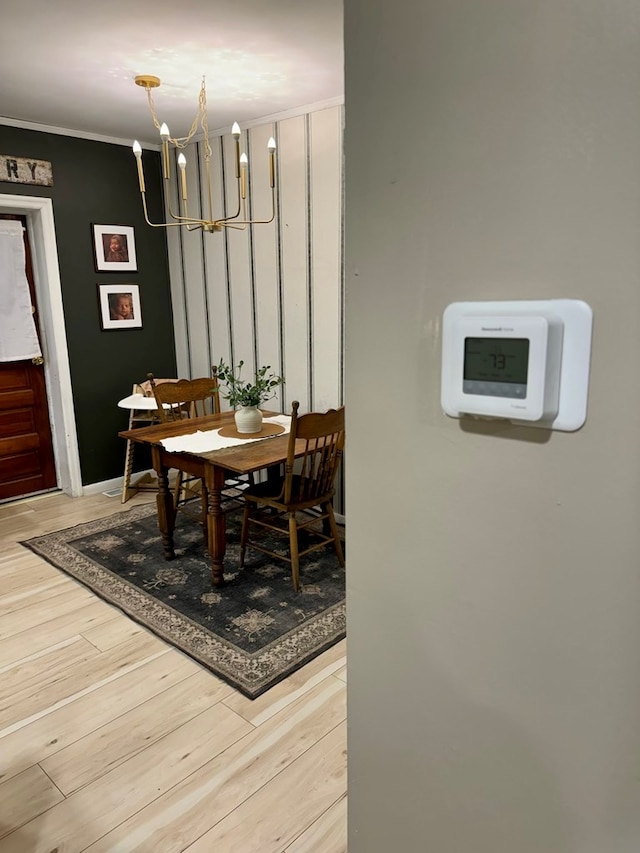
[98,284,142,330]
[92,224,137,272]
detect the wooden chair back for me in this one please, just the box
[147,367,221,422]
[239,400,345,590]
[283,400,345,505]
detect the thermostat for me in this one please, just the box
[441,299,593,431]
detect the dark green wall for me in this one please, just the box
[0,125,177,485]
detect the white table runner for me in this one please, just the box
[160,415,292,454]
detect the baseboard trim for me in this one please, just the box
[82,470,156,497]
[82,473,346,526]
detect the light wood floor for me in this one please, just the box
[0,489,347,853]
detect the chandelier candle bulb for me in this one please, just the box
[178,153,187,201]
[132,141,145,193]
[160,122,170,180]
[232,122,241,178]
[268,137,276,188]
[240,153,248,200]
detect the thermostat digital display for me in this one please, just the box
[463,337,530,397]
[441,299,593,431]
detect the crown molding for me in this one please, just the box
[0,95,344,149]
[208,96,345,136]
[0,115,160,149]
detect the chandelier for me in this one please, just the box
[132,75,276,233]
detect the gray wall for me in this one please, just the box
[345,1,640,851]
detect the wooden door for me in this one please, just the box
[0,215,57,500]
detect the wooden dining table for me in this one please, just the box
[119,410,300,586]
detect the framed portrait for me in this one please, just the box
[98,284,142,330]
[92,224,137,272]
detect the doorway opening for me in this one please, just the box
[0,194,81,497]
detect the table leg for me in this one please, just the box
[205,464,228,586]
[152,446,176,560]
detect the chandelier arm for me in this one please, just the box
[203,148,215,225]
[165,211,207,224]
[164,183,184,223]
[226,213,277,226]
[224,189,277,226]
[140,191,195,228]
[217,198,276,226]
[142,171,205,228]
[144,221,197,228]
[214,173,244,224]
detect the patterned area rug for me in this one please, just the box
[21,503,345,699]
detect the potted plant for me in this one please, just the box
[216,359,284,433]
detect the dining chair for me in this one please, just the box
[239,400,345,591]
[148,371,221,422]
[147,368,250,519]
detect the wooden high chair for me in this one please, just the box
[118,382,163,503]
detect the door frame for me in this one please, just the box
[0,194,82,497]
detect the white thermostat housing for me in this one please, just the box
[441,299,593,431]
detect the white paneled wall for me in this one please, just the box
[251,122,281,392]
[165,104,344,418]
[309,107,343,411]
[278,115,310,413]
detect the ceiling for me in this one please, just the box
[0,0,344,147]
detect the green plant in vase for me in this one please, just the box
[216,359,284,433]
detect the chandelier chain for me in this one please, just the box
[144,79,208,149]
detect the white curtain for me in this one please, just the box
[0,220,42,362]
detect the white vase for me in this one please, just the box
[234,406,263,434]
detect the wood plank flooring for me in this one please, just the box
[0,490,347,852]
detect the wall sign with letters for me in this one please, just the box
[1,155,53,187]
